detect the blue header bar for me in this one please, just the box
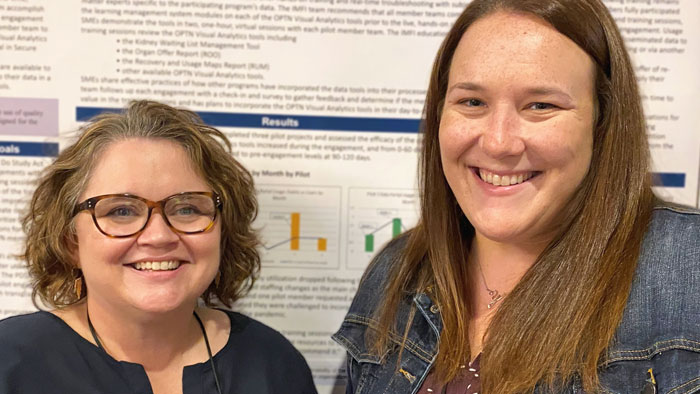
[76,107,421,133]
[652,172,685,188]
[0,141,58,157]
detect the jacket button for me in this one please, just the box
[430,304,439,314]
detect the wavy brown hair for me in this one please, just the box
[22,100,260,309]
[370,0,655,392]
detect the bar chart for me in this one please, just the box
[255,184,342,269]
[346,188,419,270]
[363,218,403,253]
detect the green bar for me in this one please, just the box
[365,234,374,252]
[392,218,402,238]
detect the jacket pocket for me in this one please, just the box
[600,339,700,394]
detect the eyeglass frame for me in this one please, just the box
[74,191,223,238]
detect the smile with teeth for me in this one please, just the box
[132,260,181,271]
[478,169,536,186]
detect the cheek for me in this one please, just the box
[74,217,101,267]
[77,238,131,268]
[438,122,472,200]
[193,229,221,265]
[530,120,593,169]
[204,238,221,262]
[438,113,472,162]
[74,215,133,268]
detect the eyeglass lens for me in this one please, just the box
[93,194,216,236]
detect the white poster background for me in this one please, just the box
[1,1,698,392]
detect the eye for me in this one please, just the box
[107,206,138,217]
[171,205,202,216]
[528,102,557,110]
[460,98,484,107]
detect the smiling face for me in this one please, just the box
[74,138,220,315]
[439,11,596,248]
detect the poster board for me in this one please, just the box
[1,1,698,391]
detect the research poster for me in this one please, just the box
[1,1,698,391]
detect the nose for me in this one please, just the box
[479,105,525,159]
[136,211,179,247]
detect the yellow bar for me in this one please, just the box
[317,238,327,251]
[290,212,300,250]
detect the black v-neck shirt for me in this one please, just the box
[0,310,317,394]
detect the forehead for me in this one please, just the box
[448,11,595,90]
[81,137,209,200]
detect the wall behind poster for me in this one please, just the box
[1,0,698,392]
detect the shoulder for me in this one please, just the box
[332,235,414,363]
[610,205,700,353]
[0,311,74,384]
[218,309,315,374]
[0,311,63,349]
[332,235,439,394]
[602,206,700,394]
[635,205,700,281]
[222,310,299,354]
[0,310,88,361]
[642,204,700,254]
[216,310,317,393]
[631,204,700,296]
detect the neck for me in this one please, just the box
[83,298,201,370]
[469,233,547,316]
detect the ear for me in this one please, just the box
[63,231,81,269]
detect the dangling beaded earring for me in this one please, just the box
[214,271,221,288]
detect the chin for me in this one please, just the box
[469,212,558,249]
[128,293,194,315]
[133,303,183,315]
[467,212,534,245]
[474,227,524,244]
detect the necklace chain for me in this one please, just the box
[475,259,505,309]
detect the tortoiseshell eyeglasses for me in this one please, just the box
[74,192,222,238]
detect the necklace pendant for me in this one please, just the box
[487,292,503,309]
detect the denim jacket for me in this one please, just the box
[332,206,700,394]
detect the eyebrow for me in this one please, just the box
[446,82,484,94]
[523,87,573,101]
[447,82,574,103]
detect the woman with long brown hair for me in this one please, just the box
[333,0,700,393]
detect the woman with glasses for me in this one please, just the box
[0,100,317,394]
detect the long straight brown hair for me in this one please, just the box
[370,0,655,392]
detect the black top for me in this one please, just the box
[0,310,317,394]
